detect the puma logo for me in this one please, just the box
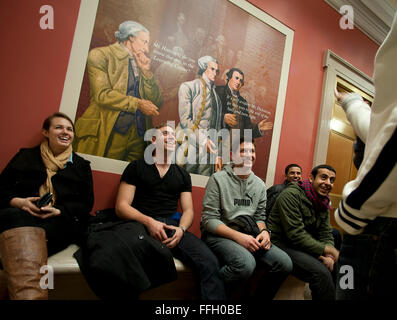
[234,199,251,206]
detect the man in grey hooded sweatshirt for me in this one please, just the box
[201,137,292,299]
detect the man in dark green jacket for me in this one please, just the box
[267,164,339,300]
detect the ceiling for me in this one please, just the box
[325,0,397,44]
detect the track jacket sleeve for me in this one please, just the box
[335,12,397,235]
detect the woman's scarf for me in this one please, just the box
[39,139,72,204]
[298,179,331,212]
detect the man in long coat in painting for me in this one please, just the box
[74,21,163,161]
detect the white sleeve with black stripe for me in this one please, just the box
[334,11,397,235]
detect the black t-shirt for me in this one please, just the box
[121,159,192,218]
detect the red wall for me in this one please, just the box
[249,0,378,182]
[0,0,378,235]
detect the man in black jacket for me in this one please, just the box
[266,163,302,217]
[216,68,272,140]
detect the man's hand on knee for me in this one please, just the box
[319,255,335,272]
[146,218,168,241]
[256,231,271,251]
[323,245,339,262]
[162,225,183,249]
[235,233,261,252]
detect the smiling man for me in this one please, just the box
[216,68,273,140]
[267,164,339,300]
[266,163,302,217]
[201,137,292,300]
[115,123,226,300]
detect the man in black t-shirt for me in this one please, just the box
[115,123,226,300]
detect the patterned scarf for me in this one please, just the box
[39,139,72,204]
[298,179,331,212]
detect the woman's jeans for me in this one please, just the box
[336,217,397,300]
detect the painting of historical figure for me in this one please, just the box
[69,0,293,182]
[175,55,223,177]
[73,21,163,162]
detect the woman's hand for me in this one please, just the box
[32,205,61,219]
[10,197,61,219]
[10,197,41,215]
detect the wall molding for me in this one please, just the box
[313,49,374,166]
[324,0,396,44]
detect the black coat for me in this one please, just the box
[216,85,262,139]
[0,146,94,235]
[74,210,178,299]
[265,181,288,217]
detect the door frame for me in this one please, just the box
[313,49,374,166]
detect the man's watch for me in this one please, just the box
[179,225,186,234]
[260,228,271,236]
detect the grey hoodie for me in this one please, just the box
[200,165,267,234]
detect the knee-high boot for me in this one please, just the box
[0,227,48,300]
[0,269,8,299]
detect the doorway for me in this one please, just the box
[313,50,375,231]
[326,77,373,231]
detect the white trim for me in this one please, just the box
[313,49,374,166]
[324,0,395,44]
[59,0,99,121]
[77,152,210,187]
[81,152,209,187]
[229,0,294,187]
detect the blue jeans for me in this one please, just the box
[336,217,397,300]
[202,232,292,299]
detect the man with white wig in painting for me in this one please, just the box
[74,20,163,162]
[176,55,223,176]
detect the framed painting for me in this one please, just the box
[60,0,294,187]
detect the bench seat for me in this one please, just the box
[47,244,198,300]
[2,244,307,300]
